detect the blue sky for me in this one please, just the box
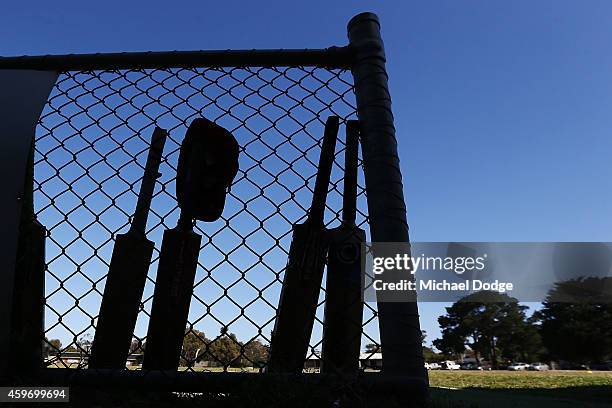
[4,1,612,349]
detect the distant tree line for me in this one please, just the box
[44,280,612,368]
[177,327,269,368]
[45,328,269,368]
[365,330,447,364]
[433,281,612,367]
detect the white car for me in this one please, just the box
[508,362,530,371]
[529,362,550,371]
[427,362,440,370]
[440,361,461,370]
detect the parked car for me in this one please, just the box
[529,362,550,371]
[460,362,483,370]
[589,361,612,371]
[508,362,530,371]
[426,362,441,370]
[557,361,589,370]
[440,361,461,370]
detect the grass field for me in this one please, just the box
[47,365,612,407]
[429,370,612,408]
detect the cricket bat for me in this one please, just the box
[267,116,340,373]
[321,120,365,375]
[142,134,202,371]
[143,117,239,370]
[89,127,167,369]
[141,213,201,370]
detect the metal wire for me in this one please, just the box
[35,65,381,372]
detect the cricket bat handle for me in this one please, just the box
[307,116,339,225]
[342,120,359,224]
[131,127,167,234]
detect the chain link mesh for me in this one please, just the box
[34,65,381,372]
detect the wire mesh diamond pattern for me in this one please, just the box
[34,66,380,371]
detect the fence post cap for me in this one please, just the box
[347,12,380,33]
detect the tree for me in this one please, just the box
[497,314,544,363]
[76,334,93,353]
[43,338,62,356]
[364,331,426,354]
[432,328,465,359]
[242,339,269,367]
[205,333,242,367]
[179,328,271,368]
[181,328,208,365]
[433,291,542,368]
[422,346,446,363]
[535,278,612,364]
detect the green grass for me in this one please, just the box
[429,370,612,408]
[429,369,612,389]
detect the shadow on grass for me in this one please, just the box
[19,384,612,407]
[431,385,612,408]
[33,384,424,408]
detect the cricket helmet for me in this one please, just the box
[177,118,239,222]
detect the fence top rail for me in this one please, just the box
[0,46,354,72]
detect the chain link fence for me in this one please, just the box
[1,13,430,407]
[35,65,381,372]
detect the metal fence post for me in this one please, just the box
[348,13,428,382]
